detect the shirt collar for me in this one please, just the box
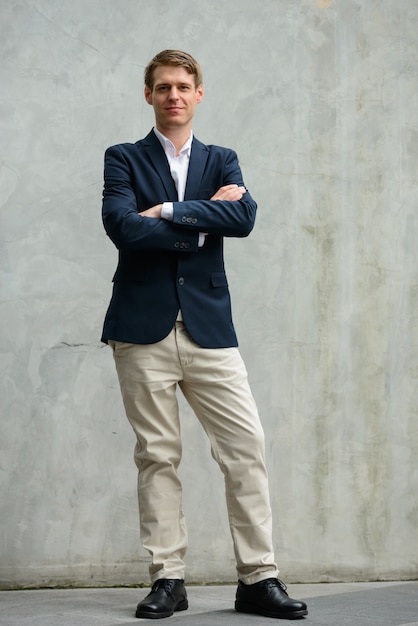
[153,127,193,156]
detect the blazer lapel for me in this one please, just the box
[184,137,209,200]
[141,130,178,200]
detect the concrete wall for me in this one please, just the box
[1,0,417,588]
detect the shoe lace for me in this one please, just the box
[152,579,177,596]
[265,578,288,595]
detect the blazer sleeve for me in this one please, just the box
[171,149,257,238]
[102,144,199,252]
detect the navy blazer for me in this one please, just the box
[101,130,257,348]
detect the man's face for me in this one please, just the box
[144,65,204,132]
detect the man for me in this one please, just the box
[101,50,308,620]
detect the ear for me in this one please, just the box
[196,84,204,104]
[144,85,153,105]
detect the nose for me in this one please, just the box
[168,87,180,100]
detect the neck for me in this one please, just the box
[155,124,192,154]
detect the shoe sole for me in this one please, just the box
[235,601,308,620]
[136,599,188,619]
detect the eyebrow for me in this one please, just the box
[154,80,194,88]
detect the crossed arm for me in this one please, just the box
[102,144,256,250]
[139,184,247,218]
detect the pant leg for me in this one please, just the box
[110,336,187,582]
[175,323,279,585]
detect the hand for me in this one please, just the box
[210,184,246,201]
[139,204,163,218]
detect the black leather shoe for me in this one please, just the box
[136,579,188,619]
[235,578,308,619]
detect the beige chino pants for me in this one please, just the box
[110,321,278,585]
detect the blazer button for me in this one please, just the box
[178,277,185,285]
[174,242,180,248]
[192,218,197,224]
[181,216,187,223]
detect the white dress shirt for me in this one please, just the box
[153,127,205,247]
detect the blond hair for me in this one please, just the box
[144,50,203,90]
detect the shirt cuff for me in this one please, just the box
[198,233,206,247]
[161,202,174,221]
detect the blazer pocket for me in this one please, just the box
[211,272,228,288]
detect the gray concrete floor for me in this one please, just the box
[0,581,417,625]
